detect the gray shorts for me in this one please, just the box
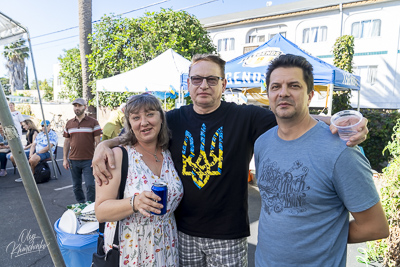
[178,231,248,267]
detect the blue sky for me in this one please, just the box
[0,0,299,83]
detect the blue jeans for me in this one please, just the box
[0,153,7,169]
[69,159,96,203]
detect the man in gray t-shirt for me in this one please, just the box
[254,54,389,266]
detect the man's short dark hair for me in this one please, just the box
[266,54,314,94]
[189,54,226,78]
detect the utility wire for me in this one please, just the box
[176,0,219,11]
[31,0,170,39]
[34,35,79,46]
[27,0,219,47]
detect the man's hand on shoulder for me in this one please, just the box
[313,114,369,147]
[330,117,368,147]
[92,138,121,186]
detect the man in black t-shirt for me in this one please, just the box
[92,54,369,266]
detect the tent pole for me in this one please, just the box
[26,33,58,179]
[96,91,99,122]
[327,84,334,116]
[2,17,66,266]
[0,83,66,267]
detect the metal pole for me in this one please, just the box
[164,92,166,110]
[339,3,343,37]
[26,32,58,179]
[96,91,99,122]
[327,84,334,116]
[0,84,66,267]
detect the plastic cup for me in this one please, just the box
[331,110,363,141]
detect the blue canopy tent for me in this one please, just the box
[225,34,360,115]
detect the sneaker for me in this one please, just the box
[15,178,23,182]
[0,170,5,176]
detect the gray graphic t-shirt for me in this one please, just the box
[254,121,379,267]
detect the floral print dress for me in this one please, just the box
[103,146,184,267]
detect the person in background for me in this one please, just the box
[92,54,370,266]
[254,54,388,266]
[0,124,11,177]
[9,102,24,138]
[101,103,126,141]
[95,94,183,266]
[63,98,101,203]
[26,120,58,175]
[8,119,39,166]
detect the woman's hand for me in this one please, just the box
[134,191,163,217]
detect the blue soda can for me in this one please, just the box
[151,182,168,215]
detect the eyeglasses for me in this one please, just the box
[190,76,223,86]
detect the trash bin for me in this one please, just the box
[54,218,97,267]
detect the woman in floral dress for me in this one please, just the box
[95,94,183,266]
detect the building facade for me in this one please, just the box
[201,0,400,109]
[52,63,68,103]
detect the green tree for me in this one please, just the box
[88,9,215,83]
[40,79,53,101]
[0,77,11,95]
[58,47,82,101]
[332,35,354,114]
[365,118,400,266]
[2,39,30,93]
[24,66,30,90]
[30,79,37,91]
[59,9,215,109]
[91,9,215,108]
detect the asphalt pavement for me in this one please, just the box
[0,132,383,267]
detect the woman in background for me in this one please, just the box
[22,119,39,157]
[8,118,39,166]
[0,124,10,177]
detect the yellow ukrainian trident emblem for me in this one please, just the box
[182,124,223,189]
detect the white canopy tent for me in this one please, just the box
[0,12,26,45]
[96,48,190,93]
[96,49,190,116]
[0,11,65,266]
[0,11,58,177]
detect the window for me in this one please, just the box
[218,38,235,52]
[268,32,286,40]
[302,26,327,43]
[351,19,381,39]
[354,66,378,85]
[249,35,265,43]
[243,46,259,54]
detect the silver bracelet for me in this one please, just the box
[130,194,138,212]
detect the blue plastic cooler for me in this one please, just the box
[54,219,97,267]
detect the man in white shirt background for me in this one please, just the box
[9,102,24,138]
